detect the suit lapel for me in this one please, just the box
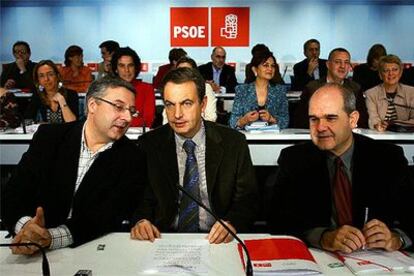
[205,122,224,199]
[158,126,180,193]
[53,123,83,216]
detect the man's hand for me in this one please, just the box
[4,79,16,89]
[363,219,402,251]
[12,207,51,255]
[206,221,235,244]
[130,219,160,242]
[206,80,221,93]
[321,225,366,253]
[307,58,319,76]
[16,58,27,72]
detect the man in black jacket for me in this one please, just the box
[198,46,238,93]
[1,77,146,254]
[269,83,413,253]
[292,39,327,91]
[1,41,37,90]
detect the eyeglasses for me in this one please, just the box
[382,67,400,74]
[94,97,139,118]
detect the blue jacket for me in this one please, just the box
[229,83,289,129]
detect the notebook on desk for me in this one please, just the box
[238,236,322,275]
[336,249,414,275]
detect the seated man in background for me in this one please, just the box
[153,48,187,89]
[97,40,120,79]
[130,67,257,244]
[198,46,238,93]
[0,41,37,90]
[294,47,368,128]
[269,83,413,253]
[1,77,146,254]
[291,39,327,91]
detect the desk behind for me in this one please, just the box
[1,128,414,166]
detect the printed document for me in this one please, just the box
[141,239,209,274]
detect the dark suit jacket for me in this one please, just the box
[292,58,328,91]
[293,78,369,129]
[268,134,414,249]
[402,67,414,87]
[152,63,173,89]
[133,121,258,232]
[1,122,146,246]
[198,62,238,93]
[0,60,37,90]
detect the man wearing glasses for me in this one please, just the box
[294,48,368,129]
[1,77,146,254]
[1,41,37,90]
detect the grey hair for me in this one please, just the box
[84,76,136,114]
[314,83,356,114]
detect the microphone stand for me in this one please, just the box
[0,242,51,276]
[176,184,253,276]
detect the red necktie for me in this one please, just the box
[333,157,353,226]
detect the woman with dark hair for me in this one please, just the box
[229,51,289,129]
[365,54,414,131]
[245,43,284,85]
[111,47,155,127]
[353,44,387,92]
[59,45,93,93]
[26,60,79,123]
[162,56,217,124]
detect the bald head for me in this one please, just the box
[211,46,226,69]
[308,84,359,156]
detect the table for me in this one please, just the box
[0,232,374,276]
[1,128,414,166]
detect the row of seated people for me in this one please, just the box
[1,40,413,132]
[1,71,413,256]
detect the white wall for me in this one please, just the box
[2,0,414,82]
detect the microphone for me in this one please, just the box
[0,242,51,276]
[175,183,253,276]
[386,98,414,110]
[282,65,288,80]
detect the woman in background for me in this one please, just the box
[353,44,387,92]
[229,50,289,129]
[365,54,414,131]
[162,56,217,124]
[60,45,93,93]
[26,60,78,123]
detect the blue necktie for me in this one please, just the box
[178,139,200,232]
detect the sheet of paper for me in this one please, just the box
[140,239,210,274]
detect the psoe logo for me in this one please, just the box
[211,7,249,47]
[170,7,209,47]
[220,14,238,39]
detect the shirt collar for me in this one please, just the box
[81,122,114,155]
[175,121,206,151]
[327,140,354,171]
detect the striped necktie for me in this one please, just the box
[178,139,200,232]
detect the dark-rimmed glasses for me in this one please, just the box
[94,97,139,118]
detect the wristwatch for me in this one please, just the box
[399,234,406,249]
